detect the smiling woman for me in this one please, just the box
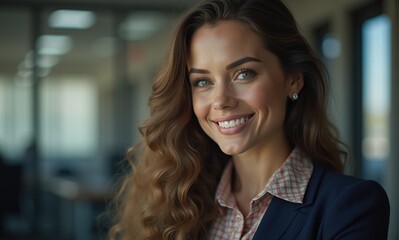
[188,21,301,157]
[108,0,390,239]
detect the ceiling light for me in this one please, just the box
[37,35,73,55]
[49,10,96,29]
[38,55,60,69]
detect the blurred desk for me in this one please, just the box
[44,176,112,240]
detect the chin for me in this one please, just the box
[219,145,245,156]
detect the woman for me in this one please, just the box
[109,0,390,239]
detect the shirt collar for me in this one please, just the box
[215,148,314,210]
[266,148,313,203]
[215,160,235,210]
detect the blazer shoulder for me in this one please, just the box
[253,163,390,240]
[309,165,390,239]
[314,164,387,197]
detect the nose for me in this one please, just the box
[212,83,238,110]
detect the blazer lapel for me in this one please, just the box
[253,164,326,240]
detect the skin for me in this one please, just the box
[187,20,304,216]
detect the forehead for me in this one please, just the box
[187,20,265,65]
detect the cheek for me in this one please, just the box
[242,82,287,111]
[243,84,273,108]
[192,94,210,119]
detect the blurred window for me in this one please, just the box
[361,14,391,184]
[38,9,114,165]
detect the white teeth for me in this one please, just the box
[218,116,251,129]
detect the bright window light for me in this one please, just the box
[49,10,96,29]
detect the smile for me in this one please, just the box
[217,115,254,129]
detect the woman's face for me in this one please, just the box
[187,20,302,156]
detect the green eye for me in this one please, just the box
[236,69,255,80]
[194,78,211,87]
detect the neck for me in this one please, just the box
[232,135,292,199]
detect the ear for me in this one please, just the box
[287,72,304,98]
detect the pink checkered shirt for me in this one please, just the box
[208,148,313,240]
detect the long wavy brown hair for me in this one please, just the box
[108,0,347,239]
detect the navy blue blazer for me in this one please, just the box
[253,163,390,240]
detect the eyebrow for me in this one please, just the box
[188,56,261,75]
[225,57,261,70]
[188,68,210,75]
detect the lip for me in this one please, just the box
[212,113,254,135]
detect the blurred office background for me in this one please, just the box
[0,0,397,239]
